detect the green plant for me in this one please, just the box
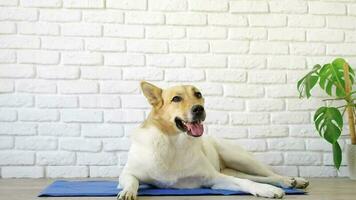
[297,58,356,169]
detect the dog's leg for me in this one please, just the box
[117,172,139,200]
[214,138,309,189]
[210,173,285,198]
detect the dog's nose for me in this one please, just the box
[192,105,204,114]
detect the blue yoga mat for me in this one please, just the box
[38,180,306,197]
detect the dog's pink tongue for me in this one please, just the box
[186,123,204,137]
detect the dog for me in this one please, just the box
[118,81,309,200]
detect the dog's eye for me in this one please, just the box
[195,92,202,99]
[172,96,182,102]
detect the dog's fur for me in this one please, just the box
[118,82,309,200]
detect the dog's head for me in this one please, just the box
[141,81,206,137]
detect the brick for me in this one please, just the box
[0,8,38,21]
[230,1,268,13]
[0,136,14,149]
[0,95,34,107]
[250,42,288,55]
[105,54,145,66]
[18,22,59,36]
[233,139,267,152]
[42,37,83,50]
[101,81,140,94]
[104,24,144,38]
[0,151,34,165]
[0,0,18,6]
[309,1,345,15]
[147,55,185,67]
[290,125,318,138]
[285,152,322,165]
[187,55,226,68]
[19,109,58,122]
[188,27,226,39]
[170,41,209,53]
[249,126,289,138]
[121,95,150,109]
[248,99,285,112]
[77,152,117,165]
[299,166,337,177]
[37,151,75,165]
[287,98,323,111]
[225,84,264,97]
[269,0,307,13]
[81,67,122,80]
[126,12,164,25]
[268,138,305,150]
[83,10,123,23]
[345,31,356,42]
[21,0,61,7]
[39,123,80,136]
[206,69,246,82]
[166,13,206,25]
[271,166,298,177]
[254,152,283,165]
[105,110,145,123]
[90,166,122,177]
[205,111,229,125]
[272,112,310,124]
[229,55,266,69]
[63,0,104,8]
[62,52,102,65]
[208,14,247,26]
[47,166,88,178]
[208,126,247,139]
[103,138,131,151]
[0,36,40,49]
[307,30,343,42]
[327,44,356,56]
[37,96,78,109]
[189,0,227,11]
[349,4,356,16]
[165,69,205,81]
[61,110,103,123]
[0,22,16,34]
[60,138,101,152]
[18,50,59,65]
[205,97,244,111]
[268,56,306,69]
[229,28,266,40]
[146,26,185,39]
[268,28,305,41]
[16,137,57,150]
[2,166,43,178]
[127,40,167,54]
[86,38,125,52]
[37,66,79,79]
[16,80,56,94]
[211,41,249,54]
[267,84,299,98]
[0,109,17,122]
[290,43,325,56]
[231,113,269,125]
[82,124,124,137]
[106,0,146,10]
[62,23,101,37]
[80,95,120,108]
[194,83,223,96]
[289,15,325,28]
[0,80,14,93]
[248,71,286,84]
[149,0,186,11]
[306,139,333,151]
[40,9,81,22]
[249,15,286,27]
[123,68,164,81]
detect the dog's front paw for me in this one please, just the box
[117,189,137,200]
[250,183,285,199]
[294,177,309,189]
[279,177,297,188]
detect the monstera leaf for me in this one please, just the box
[319,58,355,97]
[332,141,342,170]
[297,64,321,98]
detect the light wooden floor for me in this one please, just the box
[0,178,355,200]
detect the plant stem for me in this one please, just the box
[343,63,356,145]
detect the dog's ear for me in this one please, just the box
[140,81,163,108]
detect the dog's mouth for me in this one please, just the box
[174,117,204,137]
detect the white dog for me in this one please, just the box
[118,82,309,200]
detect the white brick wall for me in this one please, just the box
[0,0,355,178]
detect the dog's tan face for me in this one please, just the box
[141,81,206,137]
